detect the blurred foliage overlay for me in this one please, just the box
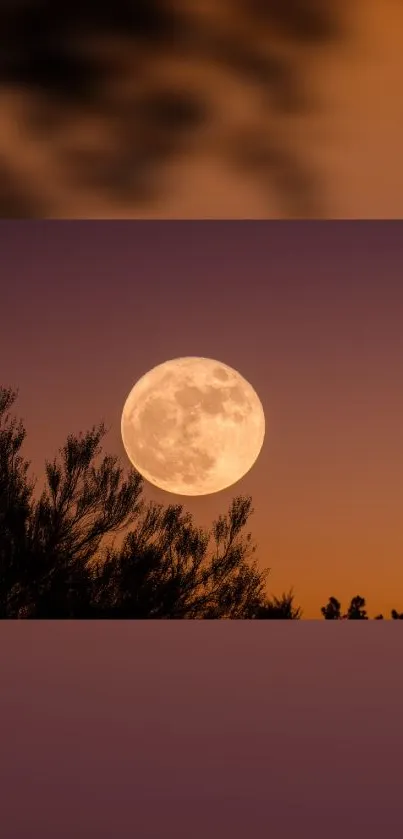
[0,0,345,217]
[1,386,402,620]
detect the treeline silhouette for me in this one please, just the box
[1,385,402,620]
[321,596,403,621]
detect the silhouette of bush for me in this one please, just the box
[255,589,302,619]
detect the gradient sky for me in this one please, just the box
[1,220,403,617]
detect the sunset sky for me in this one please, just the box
[1,219,402,617]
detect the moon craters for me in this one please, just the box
[121,356,265,495]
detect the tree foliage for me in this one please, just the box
[0,387,33,616]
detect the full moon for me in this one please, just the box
[121,357,265,496]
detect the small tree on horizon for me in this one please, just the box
[346,595,368,620]
[321,596,342,620]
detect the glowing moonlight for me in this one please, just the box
[121,357,265,496]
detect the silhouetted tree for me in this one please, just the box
[346,595,368,620]
[255,589,302,619]
[375,609,403,620]
[0,387,34,617]
[321,596,342,620]
[90,494,269,619]
[21,424,145,618]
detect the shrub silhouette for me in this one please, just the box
[255,589,302,619]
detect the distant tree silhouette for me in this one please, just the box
[346,595,368,620]
[321,595,403,621]
[0,385,271,618]
[321,595,368,620]
[321,595,367,619]
[321,596,342,620]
